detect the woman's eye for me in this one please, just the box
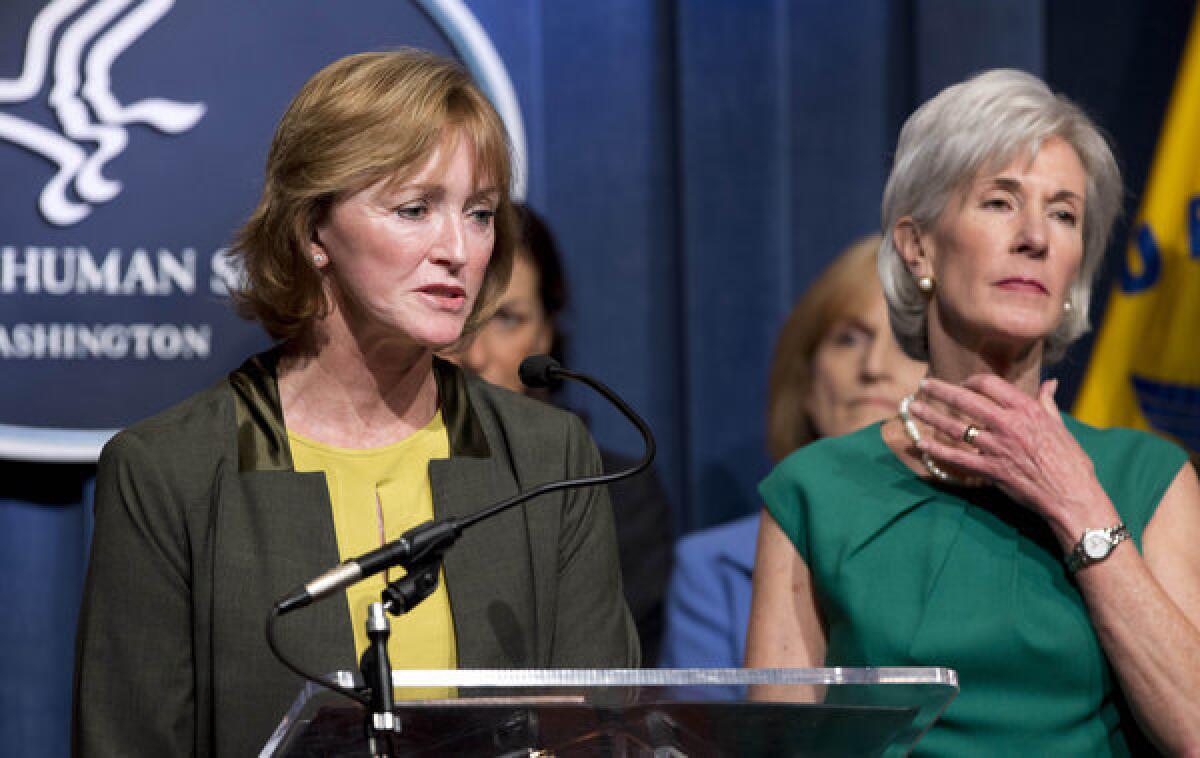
[981,196,1011,211]
[1051,208,1079,227]
[469,208,496,227]
[492,307,526,329]
[395,203,427,220]
[832,329,865,348]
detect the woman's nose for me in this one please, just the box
[1015,207,1049,257]
[429,215,467,266]
[861,335,889,379]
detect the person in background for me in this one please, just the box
[458,204,674,665]
[658,234,925,668]
[748,70,1200,754]
[73,51,637,757]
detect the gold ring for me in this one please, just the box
[963,424,981,444]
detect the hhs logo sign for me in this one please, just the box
[0,0,525,461]
[0,0,206,226]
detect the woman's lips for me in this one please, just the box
[852,397,900,412]
[995,277,1048,294]
[417,284,467,310]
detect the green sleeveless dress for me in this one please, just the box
[759,415,1186,756]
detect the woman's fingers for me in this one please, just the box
[908,399,999,455]
[915,434,995,481]
[918,378,1006,428]
[960,374,1027,408]
[915,376,1099,520]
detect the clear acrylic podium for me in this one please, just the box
[261,667,958,757]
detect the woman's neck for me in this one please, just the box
[277,310,441,449]
[880,308,1046,480]
[925,307,1044,396]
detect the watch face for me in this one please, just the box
[1083,531,1112,560]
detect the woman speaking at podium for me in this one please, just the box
[73,50,638,756]
[747,70,1200,754]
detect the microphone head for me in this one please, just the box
[519,355,562,389]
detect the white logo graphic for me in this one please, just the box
[0,0,524,463]
[0,0,206,226]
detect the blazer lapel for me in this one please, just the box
[229,348,292,472]
[429,355,543,667]
[217,468,357,670]
[222,349,357,681]
[429,456,536,667]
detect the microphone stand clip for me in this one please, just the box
[359,518,461,755]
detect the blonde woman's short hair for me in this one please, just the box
[230,49,516,340]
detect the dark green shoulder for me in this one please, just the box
[759,423,903,558]
[96,377,238,526]
[1064,414,1188,543]
[768,422,901,487]
[110,378,235,457]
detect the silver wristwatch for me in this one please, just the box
[1066,523,1130,573]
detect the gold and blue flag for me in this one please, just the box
[1074,12,1200,454]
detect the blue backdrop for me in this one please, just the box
[0,1,1193,754]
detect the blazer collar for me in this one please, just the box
[228,347,529,665]
[229,348,491,472]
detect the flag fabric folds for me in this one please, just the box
[1074,11,1200,455]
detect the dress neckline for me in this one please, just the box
[867,419,992,492]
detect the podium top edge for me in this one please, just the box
[323,667,958,689]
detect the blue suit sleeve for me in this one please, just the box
[659,518,757,669]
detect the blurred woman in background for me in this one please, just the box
[459,204,674,664]
[659,234,925,669]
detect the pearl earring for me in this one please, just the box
[1063,300,1073,313]
[917,276,934,294]
[313,252,327,266]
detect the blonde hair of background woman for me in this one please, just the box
[766,234,884,461]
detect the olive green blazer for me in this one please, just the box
[73,352,639,757]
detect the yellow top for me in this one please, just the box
[289,412,457,677]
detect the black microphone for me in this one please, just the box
[274,356,655,614]
[518,354,561,388]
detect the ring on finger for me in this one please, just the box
[962,423,981,444]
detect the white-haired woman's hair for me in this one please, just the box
[878,68,1122,362]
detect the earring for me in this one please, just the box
[1063,300,1073,313]
[312,252,327,266]
[917,276,934,294]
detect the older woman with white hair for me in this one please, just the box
[746,69,1200,755]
